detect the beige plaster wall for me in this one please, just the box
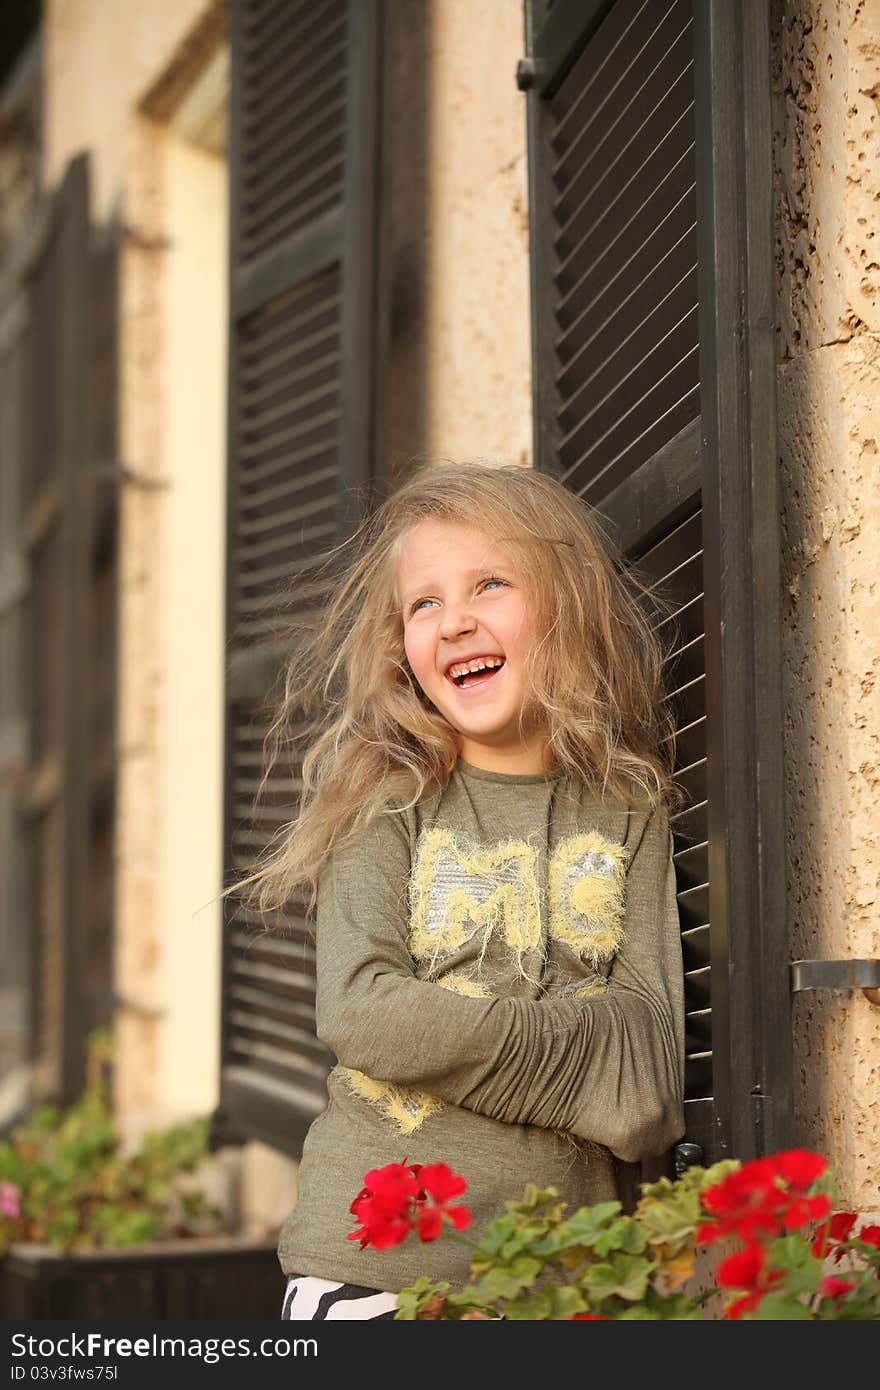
[772,0,880,1212]
[158,132,227,1120]
[42,1,229,1139]
[43,0,213,224]
[111,114,167,1132]
[387,0,531,472]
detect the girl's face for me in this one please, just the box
[396,518,549,773]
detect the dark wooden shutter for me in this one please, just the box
[0,155,118,1108]
[523,0,791,1163]
[219,0,387,1154]
[0,206,35,1116]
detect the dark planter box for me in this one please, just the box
[1,1237,284,1319]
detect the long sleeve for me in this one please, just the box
[465,805,686,1161]
[314,804,685,1163]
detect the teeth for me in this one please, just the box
[448,656,504,681]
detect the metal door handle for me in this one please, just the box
[674,1142,705,1176]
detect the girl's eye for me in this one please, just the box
[409,576,507,615]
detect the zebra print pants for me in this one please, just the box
[282,1273,398,1320]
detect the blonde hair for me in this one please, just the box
[224,462,686,928]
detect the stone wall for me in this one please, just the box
[385,0,531,475]
[772,0,880,1212]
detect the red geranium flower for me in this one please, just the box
[702,1159,779,1218]
[725,1290,765,1320]
[858,1225,880,1251]
[813,1210,858,1261]
[570,1313,610,1319]
[819,1276,856,1299]
[413,1162,471,1240]
[417,1161,467,1204]
[719,1254,784,1321]
[347,1161,423,1251]
[782,1193,831,1232]
[700,1149,830,1247]
[416,1205,442,1242]
[699,1164,784,1245]
[773,1149,827,1189]
[713,1232,792,1320]
[695,1221,721,1245]
[347,1158,470,1251]
[717,1243,765,1290]
[830,1211,858,1242]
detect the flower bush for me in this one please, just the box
[346,1149,880,1320]
[0,1032,224,1253]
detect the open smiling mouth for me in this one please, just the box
[446,658,506,692]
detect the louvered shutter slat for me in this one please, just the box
[243,0,318,54]
[553,63,695,247]
[237,462,338,518]
[243,76,346,191]
[238,8,347,260]
[545,0,699,500]
[243,13,345,120]
[552,14,694,189]
[557,260,698,414]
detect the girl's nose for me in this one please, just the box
[438,602,477,640]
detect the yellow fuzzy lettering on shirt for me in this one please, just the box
[548,831,630,967]
[336,1067,444,1136]
[408,826,541,979]
[436,971,493,998]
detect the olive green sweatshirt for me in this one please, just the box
[277,758,685,1292]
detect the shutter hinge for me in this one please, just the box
[515,57,547,92]
[791,959,880,1006]
[751,1092,776,1155]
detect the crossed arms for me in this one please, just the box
[314,806,685,1163]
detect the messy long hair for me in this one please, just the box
[224,462,686,928]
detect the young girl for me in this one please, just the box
[230,462,687,1321]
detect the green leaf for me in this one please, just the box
[498,1218,553,1262]
[529,1227,565,1258]
[513,1184,562,1212]
[472,1212,518,1261]
[479,1257,542,1301]
[635,1186,700,1253]
[504,1289,553,1320]
[546,1285,588,1320]
[751,1292,812,1320]
[593,1217,648,1257]
[394,1278,449,1320]
[582,1253,654,1302]
[766,1236,821,1296]
[102,1210,160,1247]
[697,1160,742,1191]
[539,1201,622,1255]
[641,1289,703,1320]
